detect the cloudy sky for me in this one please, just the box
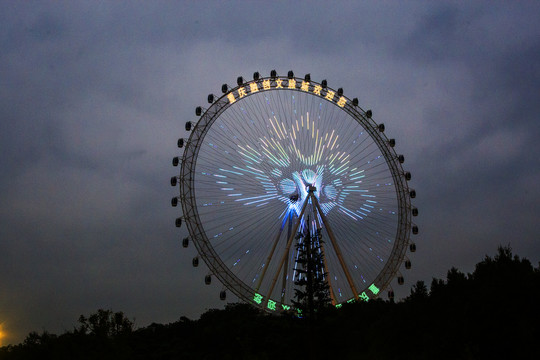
[1,1,539,344]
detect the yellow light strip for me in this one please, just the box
[327,130,335,148]
[316,137,325,163]
[246,144,262,157]
[330,134,339,150]
[314,131,319,155]
[280,121,287,136]
[277,117,286,138]
[269,117,281,140]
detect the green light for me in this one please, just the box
[253,293,263,304]
[359,292,369,302]
[347,298,355,304]
[281,304,291,311]
[335,304,342,309]
[368,283,380,295]
[267,300,277,311]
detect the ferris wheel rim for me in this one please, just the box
[178,72,414,312]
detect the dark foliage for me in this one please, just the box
[1,246,539,359]
[0,310,134,360]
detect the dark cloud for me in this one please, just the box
[1,1,539,345]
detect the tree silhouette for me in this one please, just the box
[77,309,134,338]
[407,280,428,301]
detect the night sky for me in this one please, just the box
[1,1,539,345]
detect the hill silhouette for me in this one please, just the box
[1,246,539,359]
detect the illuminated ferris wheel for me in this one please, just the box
[171,70,418,312]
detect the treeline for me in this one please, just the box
[1,246,539,359]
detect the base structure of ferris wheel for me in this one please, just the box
[258,185,359,308]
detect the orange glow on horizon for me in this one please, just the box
[0,326,5,347]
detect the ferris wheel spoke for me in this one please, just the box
[310,189,359,299]
[255,211,289,292]
[265,190,312,302]
[280,210,294,304]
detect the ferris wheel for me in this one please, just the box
[171,70,418,312]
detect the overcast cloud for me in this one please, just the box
[1,1,539,344]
